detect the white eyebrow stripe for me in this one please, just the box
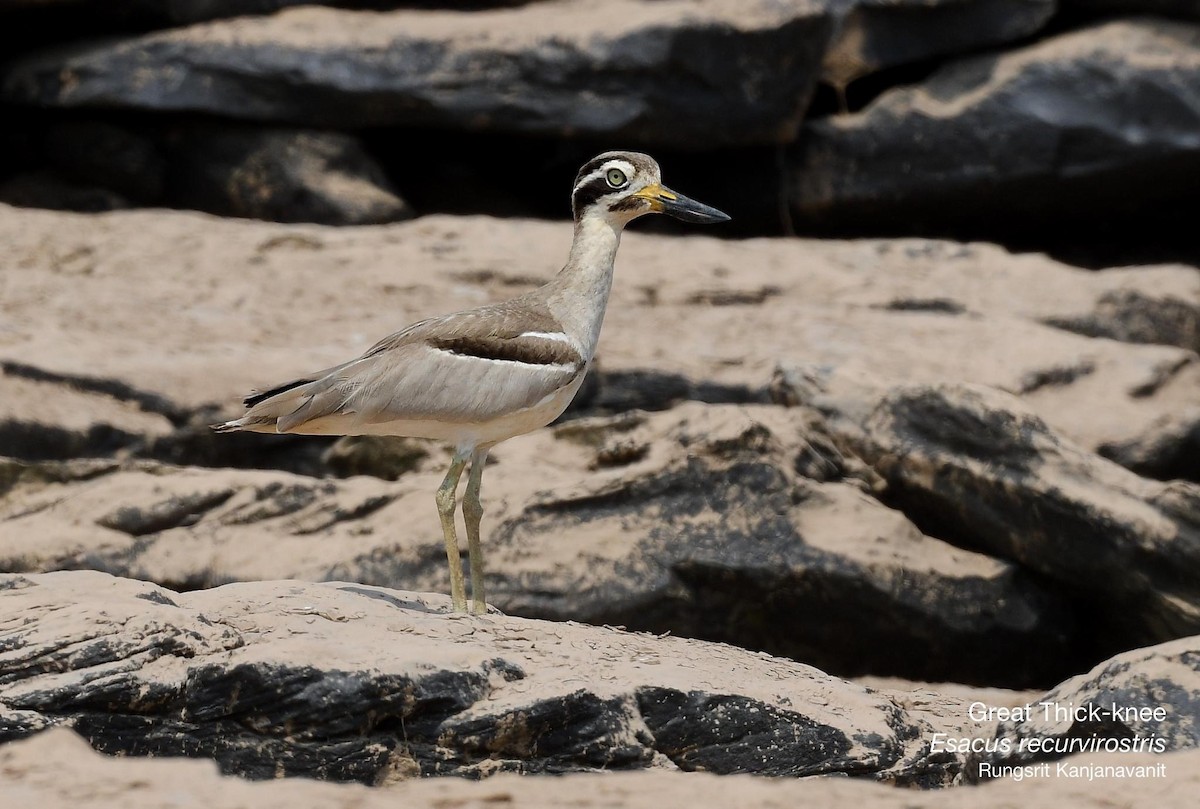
[572,160,637,193]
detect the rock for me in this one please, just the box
[137,413,337,478]
[44,121,166,204]
[7,727,1199,809]
[133,0,359,25]
[979,634,1200,773]
[482,404,1076,688]
[0,404,1079,687]
[1064,1,1200,20]
[570,368,767,416]
[163,126,412,225]
[0,1,837,147]
[0,363,175,462]
[794,19,1200,236]
[2,203,1194,462]
[823,382,1200,652]
[1,206,1195,685]
[1042,284,1200,352]
[0,1,538,24]
[0,570,942,782]
[322,435,432,481]
[0,0,82,7]
[1098,407,1200,482]
[822,0,1055,94]
[770,317,1199,480]
[0,170,129,212]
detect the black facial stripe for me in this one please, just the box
[609,196,645,213]
[574,156,614,188]
[571,176,616,215]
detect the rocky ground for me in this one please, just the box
[0,200,1197,802]
[1,0,1199,805]
[5,729,1197,808]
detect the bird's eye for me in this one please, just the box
[606,168,628,187]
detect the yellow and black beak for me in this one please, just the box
[635,183,730,224]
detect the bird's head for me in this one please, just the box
[571,151,730,227]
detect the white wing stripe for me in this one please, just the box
[518,331,573,343]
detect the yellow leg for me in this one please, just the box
[435,454,468,613]
[462,446,490,615]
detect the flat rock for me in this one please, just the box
[0,404,1077,687]
[0,364,174,461]
[980,633,1200,773]
[4,727,1198,809]
[811,382,1200,651]
[0,204,1194,465]
[795,19,1200,234]
[822,0,1055,90]
[0,0,837,147]
[0,570,946,782]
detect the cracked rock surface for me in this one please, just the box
[0,570,947,783]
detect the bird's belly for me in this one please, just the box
[342,372,587,449]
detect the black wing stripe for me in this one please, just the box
[244,377,314,408]
[429,335,582,367]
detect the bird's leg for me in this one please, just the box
[462,446,490,615]
[435,453,468,613]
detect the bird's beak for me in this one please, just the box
[635,183,731,224]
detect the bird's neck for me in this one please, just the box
[545,214,624,361]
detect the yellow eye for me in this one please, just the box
[606,168,627,187]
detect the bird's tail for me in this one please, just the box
[210,415,282,434]
[211,375,320,434]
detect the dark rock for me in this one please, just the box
[322,435,431,481]
[96,487,236,536]
[0,170,129,212]
[2,725,1198,808]
[636,688,859,776]
[0,1,838,147]
[1064,1,1200,20]
[164,126,412,225]
[565,368,766,417]
[0,571,942,782]
[44,121,166,203]
[0,420,143,462]
[137,417,337,478]
[1099,407,1200,483]
[0,360,190,425]
[876,297,968,315]
[1042,288,1200,352]
[0,456,122,502]
[976,634,1200,775]
[838,382,1200,651]
[480,405,1077,688]
[822,0,1055,95]
[0,363,177,462]
[794,19,1200,236]
[0,705,55,743]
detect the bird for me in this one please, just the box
[213,151,730,614]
